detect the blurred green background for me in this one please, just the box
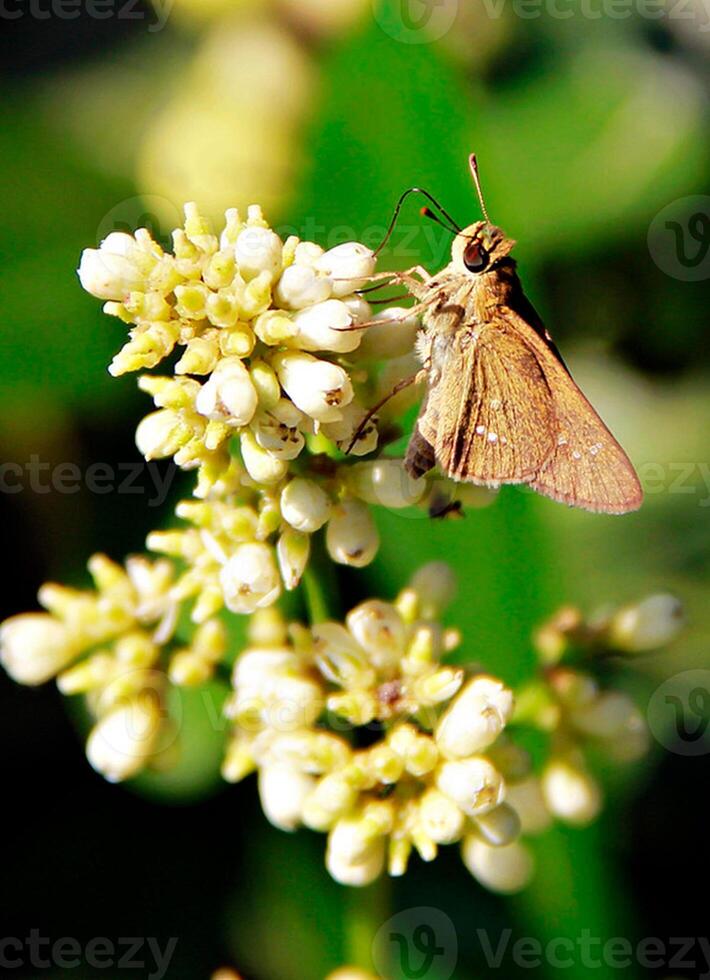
[1,0,709,977]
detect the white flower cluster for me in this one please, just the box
[222,564,529,889]
[78,205,405,496]
[0,554,190,782]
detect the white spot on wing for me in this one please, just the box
[487,432,498,444]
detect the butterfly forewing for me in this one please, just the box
[416,321,557,484]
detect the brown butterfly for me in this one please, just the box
[374,154,643,515]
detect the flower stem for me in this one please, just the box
[344,877,391,972]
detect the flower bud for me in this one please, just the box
[436,676,514,759]
[326,499,379,568]
[240,430,289,485]
[345,600,406,671]
[234,226,283,282]
[0,614,77,685]
[281,477,332,533]
[252,400,305,461]
[302,773,358,831]
[570,690,640,739]
[195,357,258,427]
[608,594,685,652]
[473,802,521,847]
[541,757,601,826]
[291,299,362,353]
[436,757,504,817]
[273,351,354,423]
[135,410,192,460]
[220,543,281,614]
[408,563,457,618]
[274,264,333,310]
[86,690,163,783]
[418,788,466,844]
[312,622,376,690]
[277,529,310,591]
[258,764,314,831]
[462,837,534,894]
[77,234,147,300]
[505,777,552,835]
[316,242,376,298]
[347,460,425,508]
[356,306,421,360]
[320,403,378,457]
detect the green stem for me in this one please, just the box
[344,877,391,973]
[301,537,391,973]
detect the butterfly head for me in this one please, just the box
[451,221,516,276]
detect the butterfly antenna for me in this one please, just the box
[469,154,491,225]
[374,187,461,256]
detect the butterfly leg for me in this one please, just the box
[345,370,427,453]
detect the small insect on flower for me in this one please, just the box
[356,154,643,515]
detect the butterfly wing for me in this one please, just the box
[415,318,557,485]
[503,309,643,514]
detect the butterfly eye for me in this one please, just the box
[463,240,489,272]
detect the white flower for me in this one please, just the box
[326,498,379,568]
[291,299,363,353]
[239,431,289,485]
[293,241,325,267]
[409,562,457,617]
[345,600,406,672]
[436,676,514,759]
[234,226,283,282]
[418,788,466,844]
[436,757,504,817]
[347,460,426,508]
[473,803,521,847]
[302,773,358,831]
[320,403,379,457]
[356,306,420,360]
[326,817,386,886]
[135,409,190,461]
[85,691,163,783]
[252,400,305,461]
[77,232,147,300]
[569,690,640,739]
[462,837,534,894]
[326,835,385,887]
[316,242,376,298]
[609,594,685,652]
[277,529,310,590]
[258,764,315,830]
[0,614,77,685]
[280,478,332,533]
[273,351,354,423]
[220,543,282,614]
[505,777,552,835]
[541,757,601,826]
[274,264,333,310]
[195,357,258,426]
